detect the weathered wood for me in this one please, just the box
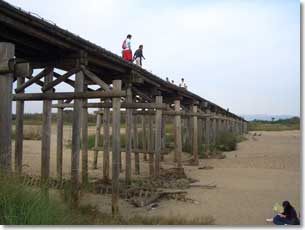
[205,111,211,154]
[56,99,64,182]
[192,105,199,165]
[161,115,166,161]
[148,114,154,176]
[14,63,29,173]
[93,109,102,169]
[81,65,110,91]
[0,43,14,172]
[142,114,148,161]
[112,80,122,216]
[15,68,47,93]
[103,106,110,181]
[133,114,140,175]
[42,67,80,91]
[25,75,44,87]
[84,102,167,109]
[174,100,182,168]
[13,90,126,101]
[71,69,84,207]
[41,67,53,188]
[81,83,89,184]
[125,87,132,184]
[154,96,162,177]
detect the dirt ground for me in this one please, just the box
[14,127,301,225]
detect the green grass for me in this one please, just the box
[0,174,214,225]
[248,117,300,131]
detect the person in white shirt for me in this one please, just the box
[179,78,187,89]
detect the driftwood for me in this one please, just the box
[189,183,216,189]
[198,166,214,170]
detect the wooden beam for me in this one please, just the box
[148,113,154,176]
[71,69,84,207]
[13,90,126,101]
[154,96,162,177]
[192,105,199,165]
[81,65,110,91]
[93,109,102,169]
[15,67,47,93]
[41,66,53,192]
[174,100,182,168]
[142,113,148,161]
[14,63,29,173]
[103,106,110,181]
[42,67,81,92]
[56,99,64,182]
[133,113,140,175]
[81,83,89,184]
[125,87,132,184]
[84,102,167,109]
[112,80,122,216]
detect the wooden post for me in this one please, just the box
[161,115,166,161]
[154,96,162,176]
[192,105,198,165]
[205,110,211,154]
[174,100,182,168]
[41,67,53,189]
[93,109,102,169]
[112,80,121,216]
[148,113,154,176]
[71,69,84,207]
[197,117,203,160]
[0,43,14,172]
[14,63,29,173]
[56,99,64,181]
[133,114,140,175]
[81,83,88,184]
[103,106,110,181]
[142,114,148,161]
[125,87,132,183]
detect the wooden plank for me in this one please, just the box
[133,113,140,175]
[15,68,47,93]
[112,80,122,216]
[154,96,162,176]
[93,110,102,169]
[81,65,110,91]
[103,106,110,181]
[14,63,29,173]
[192,105,199,165]
[81,83,89,184]
[13,90,126,101]
[56,99,64,182]
[148,113,154,176]
[25,75,44,87]
[125,87,132,184]
[41,66,53,188]
[71,69,84,207]
[174,100,182,168]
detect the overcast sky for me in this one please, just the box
[8,0,300,116]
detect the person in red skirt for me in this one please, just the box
[122,34,132,61]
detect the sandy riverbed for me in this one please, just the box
[13,127,301,225]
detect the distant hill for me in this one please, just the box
[239,114,299,121]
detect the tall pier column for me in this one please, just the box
[0,43,14,172]
[174,100,182,168]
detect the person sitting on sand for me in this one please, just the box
[266,201,300,225]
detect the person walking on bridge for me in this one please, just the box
[122,34,132,62]
[133,45,145,67]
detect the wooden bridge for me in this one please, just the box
[0,0,247,215]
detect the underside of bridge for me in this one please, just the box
[0,0,247,215]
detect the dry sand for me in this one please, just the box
[14,127,301,225]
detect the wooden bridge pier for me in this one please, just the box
[0,4,249,217]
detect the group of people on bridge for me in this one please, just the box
[122,34,145,67]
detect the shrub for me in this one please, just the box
[12,126,42,140]
[215,131,238,152]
